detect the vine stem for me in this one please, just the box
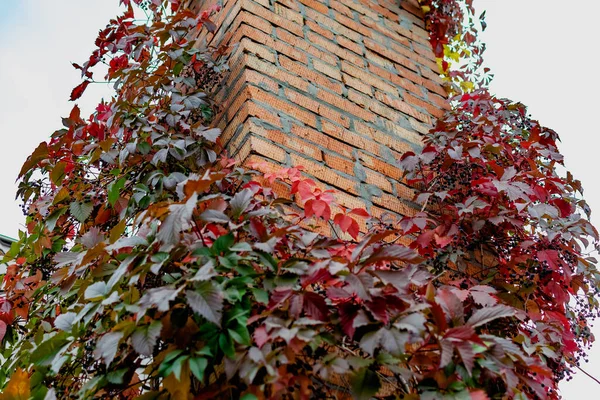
[576,365,600,386]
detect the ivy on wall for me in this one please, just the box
[0,0,596,399]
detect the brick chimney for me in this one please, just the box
[190,0,448,229]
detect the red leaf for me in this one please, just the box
[349,208,370,218]
[291,179,316,200]
[268,289,292,311]
[550,198,573,218]
[0,321,6,343]
[253,325,268,348]
[467,304,517,328]
[537,249,560,270]
[70,80,90,101]
[470,390,490,400]
[415,229,435,249]
[338,302,359,337]
[305,199,331,220]
[109,54,129,76]
[303,292,329,321]
[334,214,359,239]
[366,297,388,324]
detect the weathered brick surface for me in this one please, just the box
[190,0,448,234]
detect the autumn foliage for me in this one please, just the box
[0,0,598,399]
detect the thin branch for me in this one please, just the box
[576,365,600,386]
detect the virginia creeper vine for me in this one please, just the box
[0,0,597,399]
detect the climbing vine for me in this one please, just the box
[0,0,597,399]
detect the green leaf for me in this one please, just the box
[107,369,128,385]
[30,332,70,366]
[159,352,188,380]
[351,368,381,400]
[173,62,184,76]
[45,206,68,232]
[251,288,269,305]
[69,201,93,223]
[211,233,234,255]
[228,323,251,346]
[108,177,126,206]
[50,162,67,185]
[240,395,258,400]
[188,357,208,383]
[219,333,235,359]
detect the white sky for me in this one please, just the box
[0,0,598,397]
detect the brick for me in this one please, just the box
[296,0,328,15]
[353,120,414,154]
[232,25,308,64]
[428,92,451,110]
[290,153,358,195]
[329,0,353,18]
[337,35,363,56]
[358,152,403,181]
[374,90,432,124]
[305,31,363,66]
[251,122,324,161]
[316,88,374,122]
[364,168,393,193]
[244,54,310,92]
[372,193,416,217]
[273,2,303,25]
[365,49,396,70]
[402,91,445,119]
[240,0,304,37]
[291,124,354,159]
[332,10,371,37]
[321,120,381,156]
[191,0,445,232]
[279,55,343,94]
[284,88,321,114]
[340,0,380,20]
[305,7,362,42]
[342,73,372,95]
[364,38,419,72]
[239,37,277,63]
[312,58,342,81]
[277,28,339,67]
[347,89,400,122]
[318,105,352,129]
[305,19,335,40]
[247,86,318,128]
[341,61,396,94]
[249,136,288,163]
[323,153,354,175]
[274,0,301,12]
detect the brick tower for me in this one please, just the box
[190,0,447,228]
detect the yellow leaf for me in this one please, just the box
[0,369,30,400]
[163,361,191,400]
[460,81,475,92]
[421,5,431,13]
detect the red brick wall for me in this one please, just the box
[190,0,448,230]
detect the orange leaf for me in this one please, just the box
[0,368,30,400]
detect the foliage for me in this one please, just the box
[0,0,597,399]
[417,0,491,93]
